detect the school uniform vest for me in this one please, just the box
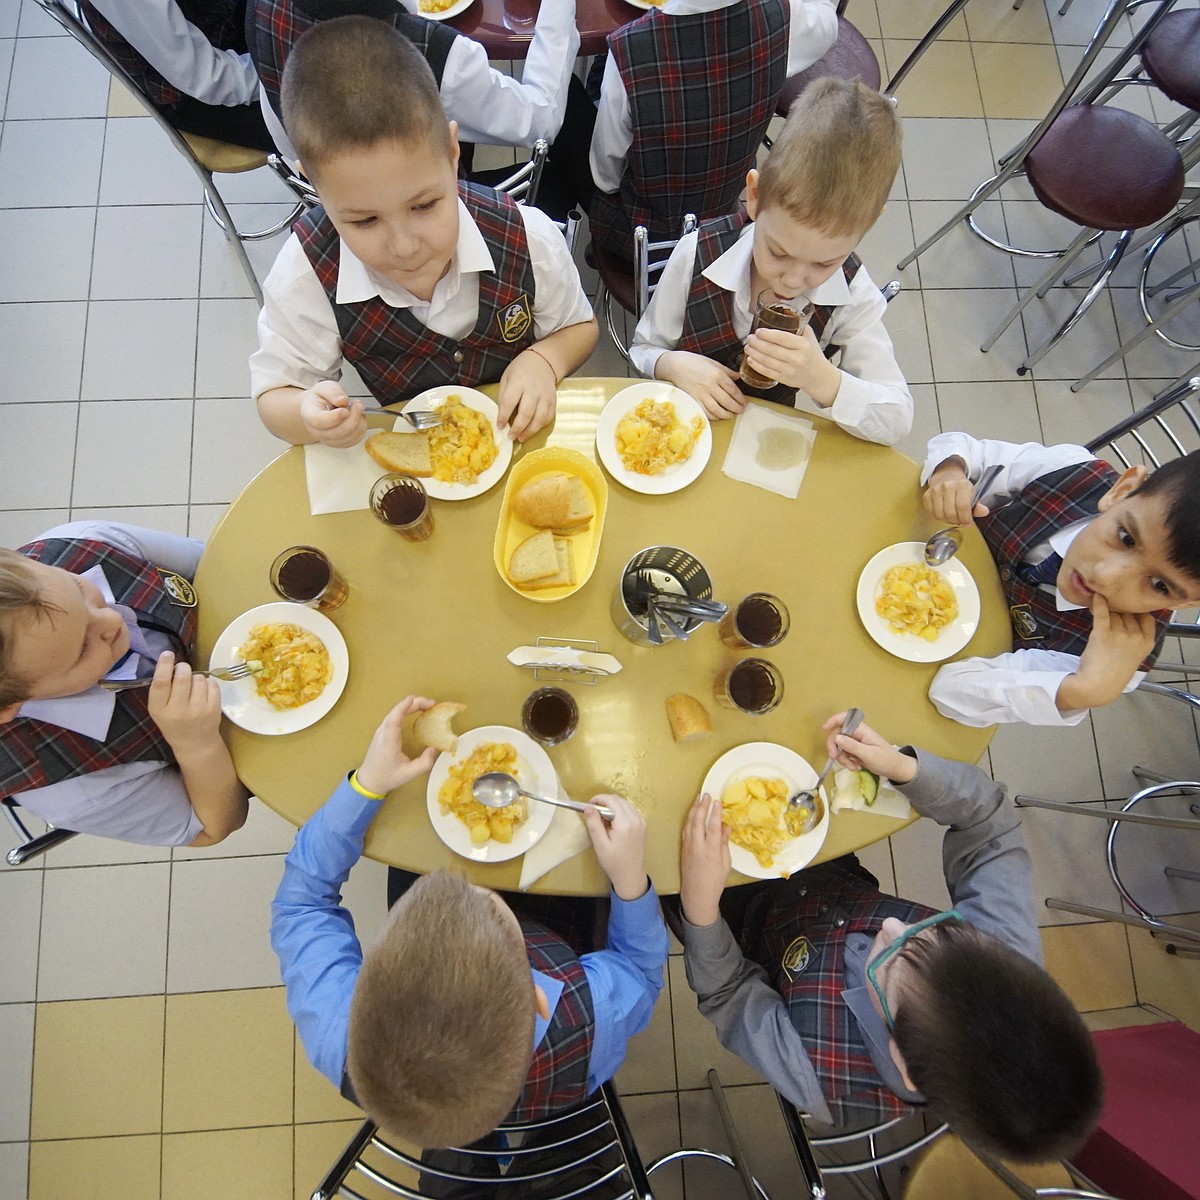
[679,212,862,407]
[590,0,790,260]
[80,0,249,109]
[978,460,1170,664]
[740,860,937,1126]
[0,539,197,798]
[246,0,455,124]
[294,184,537,401]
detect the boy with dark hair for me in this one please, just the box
[679,713,1103,1162]
[922,436,1200,726]
[272,695,667,1147]
[630,77,912,445]
[250,17,597,445]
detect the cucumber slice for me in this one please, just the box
[859,770,879,806]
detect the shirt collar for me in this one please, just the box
[531,968,564,1049]
[1048,520,1089,612]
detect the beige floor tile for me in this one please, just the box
[294,1119,363,1200]
[893,381,942,467]
[668,957,765,1090]
[890,815,953,912]
[1040,921,1136,1012]
[966,0,1054,44]
[1128,924,1200,1030]
[294,1036,363,1125]
[1091,686,1200,799]
[162,1126,293,1200]
[899,117,999,204]
[1034,376,1135,453]
[881,287,934,385]
[616,964,677,1094]
[923,290,1031,381]
[877,0,969,43]
[987,716,1103,805]
[28,1134,160,1200]
[854,835,896,895]
[173,796,299,860]
[974,42,1064,120]
[621,1090,682,1200]
[884,40,983,118]
[0,869,41,1003]
[42,833,171,868]
[908,199,1017,291]
[936,379,1043,442]
[0,1142,28,1200]
[31,995,165,1139]
[106,77,147,118]
[1081,1004,1173,1032]
[0,1003,34,1142]
[163,987,294,1132]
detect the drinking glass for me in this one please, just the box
[713,658,784,715]
[521,687,579,746]
[718,593,791,649]
[370,474,434,542]
[739,291,815,389]
[269,545,348,611]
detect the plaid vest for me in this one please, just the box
[506,919,596,1122]
[0,539,198,798]
[294,184,538,401]
[679,212,862,407]
[246,0,454,124]
[741,860,937,1126]
[590,0,790,260]
[978,460,1170,663]
[80,0,249,109]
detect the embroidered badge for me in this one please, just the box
[158,571,198,608]
[1009,603,1042,641]
[497,295,533,343]
[782,936,817,981]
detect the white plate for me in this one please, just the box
[855,541,981,664]
[426,725,558,863]
[209,602,348,735]
[701,743,830,880]
[391,386,514,501]
[595,381,713,495]
[623,0,664,9]
[417,0,474,20]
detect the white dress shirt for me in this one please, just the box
[250,198,594,399]
[921,434,1145,728]
[89,0,260,106]
[589,0,839,194]
[260,0,579,165]
[629,222,912,445]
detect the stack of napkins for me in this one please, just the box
[722,402,816,498]
[518,793,591,890]
[507,645,622,676]
[304,439,387,515]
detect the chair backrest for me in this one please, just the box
[1085,375,1200,469]
[633,214,698,318]
[2,798,77,866]
[495,139,549,210]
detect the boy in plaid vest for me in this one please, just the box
[679,713,1102,1162]
[0,522,248,846]
[250,18,597,445]
[271,695,667,1146]
[922,434,1200,726]
[630,78,912,446]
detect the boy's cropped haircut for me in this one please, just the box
[757,77,901,238]
[281,15,449,177]
[0,549,50,707]
[1132,449,1200,587]
[893,923,1103,1162]
[347,871,535,1148]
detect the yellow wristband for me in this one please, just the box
[348,770,387,801]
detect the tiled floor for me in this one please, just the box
[1,0,1199,1196]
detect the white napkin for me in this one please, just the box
[519,793,591,890]
[830,768,912,821]
[303,439,388,515]
[722,402,816,498]
[507,646,622,676]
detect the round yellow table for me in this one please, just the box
[195,379,1009,894]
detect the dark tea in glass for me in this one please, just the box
[370,473,434,542]
[719,593,790,649]
[522,687,579,746]
[713,658,784,715]
[269,545,348,611]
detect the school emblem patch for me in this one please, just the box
[782,936,817,981]
[497,294,533,343]
[158,571,198,608]
[1009,603,1042,641]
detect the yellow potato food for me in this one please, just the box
[720,775,808,870]
[875,563,959,641]
[237,623,331,710]
[417,0,455,11]
[438,742,528,846]
[615,398,704,475]
[429,395,499,485]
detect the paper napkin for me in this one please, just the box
[507,646,622,676]
[829,768,912,821]
[722,402,816,499]
[303,439,387,516]
[518,798,591,891]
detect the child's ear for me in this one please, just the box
[447,120,460,175]
[534,983,551,1021]
[1096,464,1148,511]
[0,702,23,724]
[744,168,760,221]
[888,1038,917,1092]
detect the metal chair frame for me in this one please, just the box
[2,798,77,866]
[492,140,582,256]
[966,1143,1121,1199]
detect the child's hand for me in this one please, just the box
[922,456,989,525]
[656,351,746,419]
[742,326,840,407]
[147,652,223,755]
[679,792,730,927]
[822,712,916,785]
[497,350,558,442]
[584,792,648,901]
[1058,595,1156,711]
[355,696,439,796]
[299,380,367,448]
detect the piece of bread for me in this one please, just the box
[365,431,433,477]
[666,693,712,742]
[413,701,465,753]
[521,536,576,591]
[512,473,593,534]
[508,530,561,584]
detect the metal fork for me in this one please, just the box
[360,406,442,430]
[99,662,259,692]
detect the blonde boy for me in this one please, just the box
[630,77,911,446]
[250,18,598,445]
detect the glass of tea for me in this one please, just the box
[370,473,434,542]
[739,291,815,389]
[713,658,784,715]
[521,687,579,746]
[269,545,348,611]
[718,593,791,649]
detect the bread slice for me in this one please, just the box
[365,431,433,477]
[512,473,593,534]
[522,537,576,591]
[413,701,465,753]
[666,693,712,742]
[508,530,561,585]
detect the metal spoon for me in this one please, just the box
[787,708,865,833]
[360,406,443,430]
[651,601,690,641]
[472,772,615,820]
[923,464,1003,566]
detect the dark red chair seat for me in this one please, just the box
[591,242,637,315]
[774,15,881,118]
[1025,104,1184,232]
[1141,9,1200,113]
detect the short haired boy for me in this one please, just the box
[250,18,598,446]
[680,714,1102,1162]
[0,522,248,847]
[589,0,838,261]
[922,435,1200,727]
[272,695,667,1146]
[630,77,912,446]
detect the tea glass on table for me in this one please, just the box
[718,593,790,649]
[269,545,349,611]
[370,473,435,542]
[522,687,579,746]
[739,291,815,389]
[713,658,784,715]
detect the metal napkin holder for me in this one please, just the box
[528,636,605,686]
